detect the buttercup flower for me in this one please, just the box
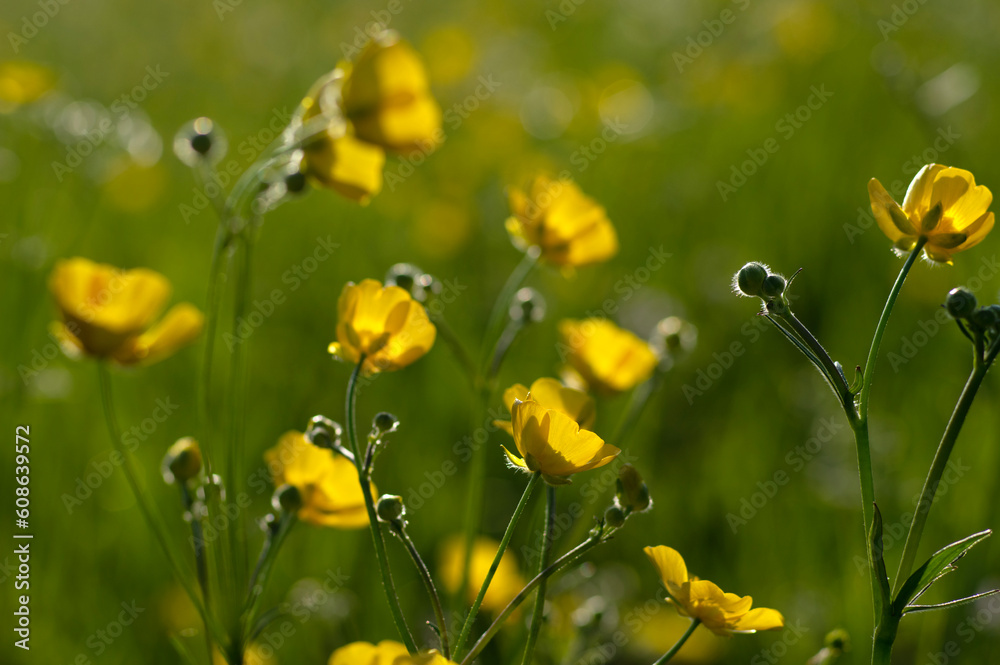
[328,279,436,376]
[302,128,385,203]
[558,318,658,394]
[329,640,456,665]
[494,377,595,437]
[341,31,442,152]
[644,546,784,636]
[869,164,994,264]
[48,257,203,365]
[265,431,373,528]
[439,535,525,614]
[0,60,55,113]
[504,398,620,484]
[506,175,619,268]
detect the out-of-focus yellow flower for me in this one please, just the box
[506,175,618,267]
[213,644,274,665]
[328,279,436,376]
[439,535,525,614]
[558,319,658,395]
[302,129,385,203]
[0,61,55,113]
[265,431,373,528]
[48,257,203,365]
[869,164,994,264]
[504,398,619,484]
[341,31,442,152]
[644,546,784,637]
[494,377,595,437]
[329,640,456,665]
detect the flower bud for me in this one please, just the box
[761,274,786,299]
[385,263,438,302]
[653,316,698,357]
[305,415,343,450]
[615,464,651,513]
[272,484,303,514]
[734,262,769,297]
[173,117,227,166]
[162,437,202,484]
[376,494,405,523]
[604,506,626,528]
[372,412,400,437]
[945,287,977,319]
[510,287,546,324]
[971,307,999,329]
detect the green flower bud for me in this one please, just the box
[510,287,546,324]
[376,494,405,523]
[825,628,850,652]
[373,412,400,436]
[305,415,342,450]
[761,274,786,299]
[272,484,303,514]
[971,307,999,329]
[734,262,769,297]
[162,437,202,484]
[604,506,626,528]
[385,263,438,303]
[945,287,977,319]
[615,464,652,513]
[173,117,227,166]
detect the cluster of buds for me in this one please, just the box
[945,287,1000,337]
[733,262,792,312]
[603,464,652,528]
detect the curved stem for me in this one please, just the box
[652,619,701,665]
[454,473,541,657]
[776,310,854,415]
[242,513,297,639]
[460,534,603,665]
[345,359,419,653]
[477,248,539,378]
[391,522,451,659]
[892,360,990,595]
[521,485,556,665]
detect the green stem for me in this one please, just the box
[431,315,477,390]
[652,619,701,665]
[391,522,452,659]
[345,359,419,653]
[892,360,990,595]
[521,485,556,665]
[454,472,541,657]
[775,310,854,415]
[180,482,214,662]
[242,513,296,638]
[460,534,603,665]
[871,619,898,665]
[477,248,539,378]
[609,370,664,449]
[97,364,216,639]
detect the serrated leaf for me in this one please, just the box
[905,589,1000,614]
[893,529,992,614]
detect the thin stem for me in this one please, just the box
[345,359,419,653]
[892,361,990,595]
[609,370,664,449]
[242,513,296,638]
[521,485,556,665]
[391,522,451,659]
[454,473,541,657]
[460,534,603,665]
[180,484,214,663]
[775,310,853,415]
[477,248,539,378]
[652,619,701,665]
[486,319,523,387]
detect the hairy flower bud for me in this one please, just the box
[162,437,202,484]
[616,464,652,513]
[604,506,626,528]
[272,484,303,514]
[174,117,227,166]
[734,262,769,297]
[945,287,977,319]
[761,274,786,299]
[305,415,343,450]
[376,494,405,523]
[510,287,546,324]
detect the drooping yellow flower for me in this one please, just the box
[265,431,373,528]
[341,31,442,153]
[0,61,55,113]
[558,318,658,395]
[329,640,456,665]
[494,377,595,437]
[439,535,525,614]
[644,546,784,637]
[868,164,994,264]
[505,398,620,484]
[48,257,203,365]
[506,175,619,267]
[328,279,436,376]
[302,128,385,203]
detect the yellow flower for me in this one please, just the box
[869,164,994,264]
[341,31,442,153]
[48,257,203,365]
[329,640,456,665]
[0,60,55,113]
[504,398,619,484]
[494,377,595,437]
[644,546,784,637]
[302,129,385,203]
[265,431,373,528]
[558,318,658,395]
[506,175,618,267]
[213,644,274,665]
[439,535,525,614]
[328,279,436,376]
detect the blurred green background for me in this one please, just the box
[3,0,1000,663]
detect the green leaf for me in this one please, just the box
[893,529,992,614]
[905,589,1000,615]
[870,503,892,619]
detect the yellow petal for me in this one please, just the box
[503,383,530,413]
[929,167,992,229]
[329,642,379,665]
[902,163,946,217]
[527,377,596,429]
[115,303,204,365]
[644,545,689,588]
[303,130,385,204]
[731,607,785,633]
[955,211,994,251]
[867,178,913,241]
